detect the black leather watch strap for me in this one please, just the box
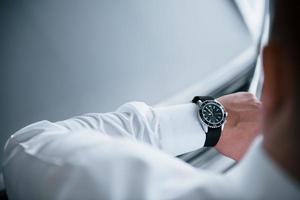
[204,127,221,147]
[192,96,214,104]
[192,96,222,147]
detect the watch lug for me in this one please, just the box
[196,100,203,107]
[221,123,225,131]
[197,110,208,133]
[199,118,208,133]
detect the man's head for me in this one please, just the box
[262,0,300,180]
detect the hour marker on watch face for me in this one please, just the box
[199,100,226,128]
[202,103,224,125]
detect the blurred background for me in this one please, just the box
[0,0,269,190]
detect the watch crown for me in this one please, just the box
[225,112,228,117]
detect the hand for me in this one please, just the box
[215,92,262,161]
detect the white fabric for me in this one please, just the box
[2,102,300,200]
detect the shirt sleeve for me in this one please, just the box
[54,101,206,156]
[2,128,218,200]
[3,114,299,199]
[2,101,207,200]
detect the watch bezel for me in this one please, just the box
[198,100,227,128]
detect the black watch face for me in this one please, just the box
[199,100,226,128]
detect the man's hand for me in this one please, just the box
[215,92,262,161]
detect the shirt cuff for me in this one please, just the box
[154,103,206,156]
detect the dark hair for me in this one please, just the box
[271,0,299,64]
[270,0,300,101]
[270,0,300,144]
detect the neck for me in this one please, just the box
[263,136,300,182]
[263,105,300,182]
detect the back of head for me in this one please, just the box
[264,0,300,181]
[271,0,300,94]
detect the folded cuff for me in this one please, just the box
[154,103,205,156]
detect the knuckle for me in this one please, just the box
[240,92,255,99]
[254,101,262,108]
[248,93,256,99]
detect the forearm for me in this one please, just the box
[55,101,206,156]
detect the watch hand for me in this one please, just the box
[206,108,213,115]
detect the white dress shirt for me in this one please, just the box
[2,102,300,200]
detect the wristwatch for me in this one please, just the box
[192,96,228,147]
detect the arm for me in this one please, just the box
[2,92,263,200]
[53,101,206,156]
[4,92,261,159]
[2,101,206,200]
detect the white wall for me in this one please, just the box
[0,0,252,161]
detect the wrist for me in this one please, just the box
[192,96,228,147]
